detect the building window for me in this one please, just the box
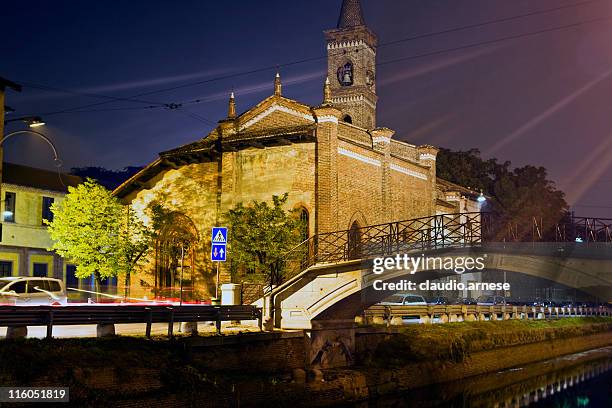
[33,263,48,277]
[348,221,362,260]
[0,261,12,277]
[343,115,353,124]
[66,264,79,288]
[299,207,309,242]
[42,197,55,224]
[3,192,16,223]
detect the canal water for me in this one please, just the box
[351,347,611,407]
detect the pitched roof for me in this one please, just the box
[2,162,82,193]
[338,0,366,28]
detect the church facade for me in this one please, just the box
[114,0,480,299]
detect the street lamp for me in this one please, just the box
[4,116,46,128]
[477,190,486,204]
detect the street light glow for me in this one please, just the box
[28,117,45,128]
[477,191,486,203]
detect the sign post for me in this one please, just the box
[211,227,228,299]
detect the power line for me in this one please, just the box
[379,0,604,48]
[377,14,612,68]
[18,81,167,107]
[22,0,606,118]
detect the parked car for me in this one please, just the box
[379,293,427,306]
[456,297,477,305]
[477,295,507,306]
[0,277,67,306]
[428,296,450,305]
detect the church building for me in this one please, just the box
[114,0,480,299]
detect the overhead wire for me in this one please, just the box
[18,0,608,118]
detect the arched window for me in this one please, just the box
[299,207,309,242]
[343,115,353,124]
[348,220,362,260]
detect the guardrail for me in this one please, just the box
[0,305,262,339]
[364,304,611,325]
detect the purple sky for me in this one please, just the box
[2,0,612,217]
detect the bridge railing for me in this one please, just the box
[284,212,485,280]
[364,304,611,324]
[0,305,262,339]
[282,212,612,282]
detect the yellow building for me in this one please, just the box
[0,162,82,285]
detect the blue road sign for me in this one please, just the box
[211,244,227,262]
[211,227,227,244]
[211,227,228,262]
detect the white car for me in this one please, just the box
[379,293,427,306]
[0,277,68,306]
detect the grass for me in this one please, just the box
[368,317,612,366]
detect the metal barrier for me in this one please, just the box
[0,305,262,339]
[363,304,611,325]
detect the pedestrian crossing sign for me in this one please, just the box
[212,227,227,244]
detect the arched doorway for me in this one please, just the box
[347,220,362,260]
[154,212,200,301]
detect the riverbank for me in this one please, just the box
[0,318,609,407]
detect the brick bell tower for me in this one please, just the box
[325,0,378,129]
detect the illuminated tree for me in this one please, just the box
[224,193,305,287]
[46,179,154,290]
[437,148,568,239]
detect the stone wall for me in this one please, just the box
[130,143,316,298]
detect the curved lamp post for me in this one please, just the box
[0,128,62,242]
[1,129,61,165]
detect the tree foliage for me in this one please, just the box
[46,179,154,280]
[437,148,568,238]
[223,194,305,287]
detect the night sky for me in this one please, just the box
[3,0,612,217]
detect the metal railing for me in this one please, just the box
[0,305,262,339]
[284,212,484,279]
[282,212,612,281]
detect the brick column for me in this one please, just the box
[313,106,342,235]
[418,145,439,216]
[371,127,395,223]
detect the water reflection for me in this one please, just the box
[353,347,611,407]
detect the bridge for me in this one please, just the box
[267,212,612,330]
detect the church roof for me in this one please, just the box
[337,0,366,28]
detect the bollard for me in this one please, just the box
[390,316,404,326]
[180,321,198,335]
[6,326,27,339]
[96,324,115,337]
[372,316,386,325]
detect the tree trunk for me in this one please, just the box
[124,270,131,300]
